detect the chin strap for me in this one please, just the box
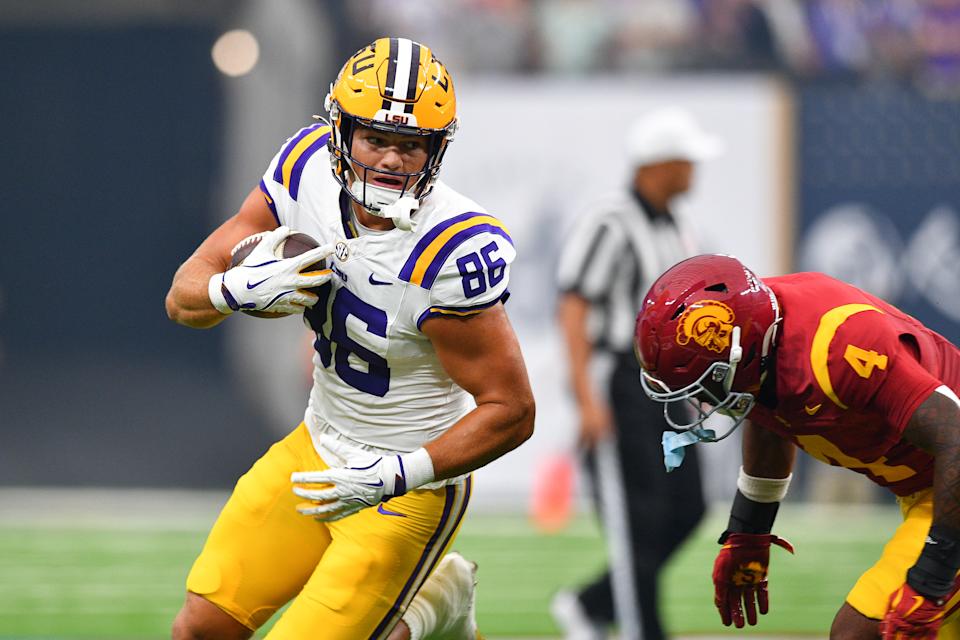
[381,196,420,231]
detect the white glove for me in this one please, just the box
[291,434,435,521]
[208,226,334,315]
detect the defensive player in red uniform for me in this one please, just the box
[633,254,960,639]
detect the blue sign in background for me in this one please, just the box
[797,83,960,344]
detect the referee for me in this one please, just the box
[552,108,723,640]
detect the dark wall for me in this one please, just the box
[796,83,960,344]
[0,26,276,487]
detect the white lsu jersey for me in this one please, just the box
[258,123,515,454]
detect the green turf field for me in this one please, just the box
[0,490,900,638]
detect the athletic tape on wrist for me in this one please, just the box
[400,447,435,492]
[737,466,792,503]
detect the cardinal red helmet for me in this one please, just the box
[634,254,781,440]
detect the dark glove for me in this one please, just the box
[712,532,794,628]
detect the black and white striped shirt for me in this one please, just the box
[557,190,697,354]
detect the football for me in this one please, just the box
[229,230,327,318]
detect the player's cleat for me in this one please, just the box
[403,552,480,640]
[550,590,606,640]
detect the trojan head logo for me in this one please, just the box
[732,560,766,586]
[675,300,735,353]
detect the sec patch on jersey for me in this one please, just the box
[229,231,327,318]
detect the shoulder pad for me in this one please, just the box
[269,123,332,201]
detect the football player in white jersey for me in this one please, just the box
[165,37,535,640]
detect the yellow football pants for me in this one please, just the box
[185,423,471,639]
[847,489,960,637]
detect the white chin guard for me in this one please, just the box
[349,181,419,231]
[350,180,404,214]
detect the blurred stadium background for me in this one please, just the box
[2,0,960,637]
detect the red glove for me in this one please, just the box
[712,532,794,628]
[879,583,946,639]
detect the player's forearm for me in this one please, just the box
[915,440,960,598]
[932,433,960,539]
[913,439,960,598]
[165,258,229,329]
[930,425,960,539]
[903,390,960,534]
[424,396,535,480]
[728,422,796,535]
[902,389,960,598]
[741,420,796,479]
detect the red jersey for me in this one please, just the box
[750,273,960,496]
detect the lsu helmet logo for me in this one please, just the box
[676,300,735,353]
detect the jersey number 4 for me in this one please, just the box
[307,285,390,397]
[843,344,888,379]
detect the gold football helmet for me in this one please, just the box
[325,37,458,216]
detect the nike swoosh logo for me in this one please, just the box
[804,403,822,415]
[361,480,384,488]
[906,595,925,616]
[247,277,271,289]
[377,504,407,517]
[368,274,393,286]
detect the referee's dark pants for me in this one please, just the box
[579,353,706,640]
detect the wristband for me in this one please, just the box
[208,273,236,315]
[737,466,792,503]
[398,447,435,493]
[907,525,960,601]
[721,489,780,540]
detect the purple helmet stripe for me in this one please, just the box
[381,37,399,111]
[405,42,420,101]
